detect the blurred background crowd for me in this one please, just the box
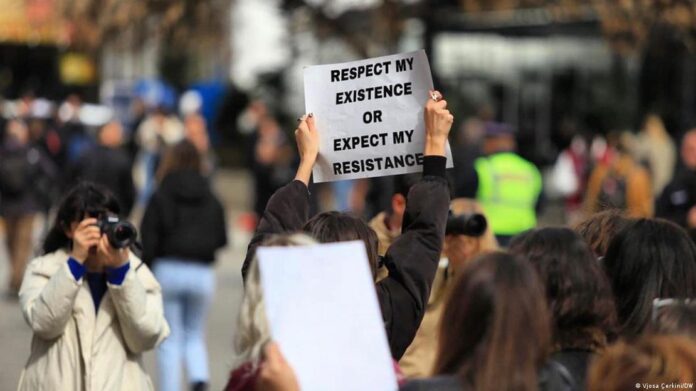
[3,0,696,389]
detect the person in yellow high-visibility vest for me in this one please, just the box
[474,122,543,246]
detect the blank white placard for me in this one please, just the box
[257,241,398,391]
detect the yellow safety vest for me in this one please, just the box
[475,152,543,236]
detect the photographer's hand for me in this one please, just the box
[97,235,129,268]
[69,218,100,263]
[294,113,319,186]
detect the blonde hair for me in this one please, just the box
[234,233,318,365]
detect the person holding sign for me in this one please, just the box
[241,90,453,360]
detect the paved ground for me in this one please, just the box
[0,169,253,391]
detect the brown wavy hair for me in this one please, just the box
[574,210,632,258]
[509,227,618,351]
[587,335,696,391]
[433,252,550,391]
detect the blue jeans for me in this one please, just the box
[154,259,215,391]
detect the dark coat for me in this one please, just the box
[656,168,696,230]
[0,143,57,216]
[140,170,227,266]
[241,156,450,360]
[69,145,136,216]
[399,361,575,391]
[551,349,594,391]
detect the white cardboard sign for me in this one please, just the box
[257,241,398,391]
[304,50,453,183]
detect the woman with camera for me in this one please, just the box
[398,199,498,378]
[17,182,170,391]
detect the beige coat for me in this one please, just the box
[399,262,450,378]
[17,249,170,391]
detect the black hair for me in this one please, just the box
[42,181,121,254]
[603,218,696,338]
[509,227,617,350]
[302,211,379,278]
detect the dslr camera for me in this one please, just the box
[445,211,487,237]
[87,209,138,249]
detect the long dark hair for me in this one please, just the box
[603,218,696,338]
[42,182,121,254]
[156,139,202,181]
[303,211,380,278]
[509,227,617,350]
[434,252,550,391]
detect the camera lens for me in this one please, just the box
[445,213,488,237]
[465,214,487,236]
[107,221,137,249]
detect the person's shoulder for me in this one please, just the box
[26,249,70,277]
[368,211,387,230]
[539,359,576,391]
[400,375,463,391]
[129,255,162,291]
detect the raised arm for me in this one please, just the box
[241,114,319,281]
[377,91,453,359]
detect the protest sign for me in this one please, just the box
[304,50,454,183]
[257,241,397,391]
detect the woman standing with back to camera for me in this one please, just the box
[141,139,228,391]
[17,182,170,391]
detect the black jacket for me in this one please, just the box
[656,168,696,229]
[0,143,57,216]
[400,361,575,391]
[551,349,593,391]
[140,170,227,266]
[241,156,450,360]
[69,145,136,216]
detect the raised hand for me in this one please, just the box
[423,90,454,157]
[97,235,130,269]
[69,218,100,263]
[294,113,320,186]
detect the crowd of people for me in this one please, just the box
[1,87,696,391]
[0,91,217,294]
[223,92,696,391]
